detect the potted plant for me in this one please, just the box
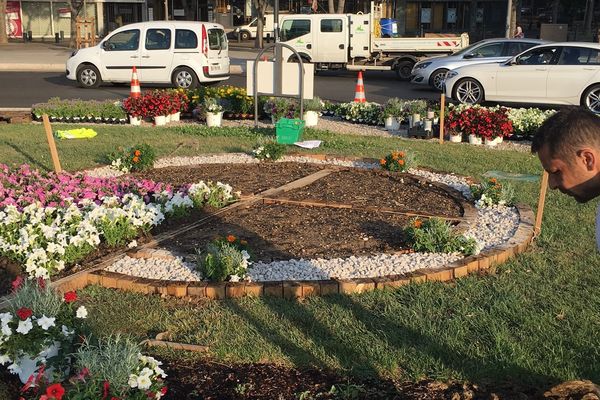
[123,96,143,125]
[263,97,297,124]
[200,97,224,127]
[406,99,427,128]
[383,98,404,131]
[303,97,324,127]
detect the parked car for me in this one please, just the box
[410,38,546,91]
[66,21,230,89]
[444,42,600,114]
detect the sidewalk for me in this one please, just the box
[0,40,259,74]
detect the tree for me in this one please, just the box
[252,0,268,48]
[0,0,8,44]
[66,0,86,48]
[327,0,345,14]
[584,0,595,37]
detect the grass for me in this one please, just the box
[1,122,600,390]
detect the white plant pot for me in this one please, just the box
[206,112,223,127]
[468,134,482,145]
[171,112,180,122]
[129,115,141,126]
[154,115,167,126]
[484,137,498,147]
[426,110,435,119]
[412,113,421,127]
[449,133,462,143]
[423,119,433,132]
[304,110,319,127]
[495,136,503,144]
[17,341,61,384]
[384,116,401,131]
[165,114,172,123]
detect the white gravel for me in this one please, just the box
[100,154,522,282]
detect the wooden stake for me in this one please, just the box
[42,114,62,173]
[534,170,549,235]
[439,92,445,145]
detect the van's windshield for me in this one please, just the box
[208,29,228,51]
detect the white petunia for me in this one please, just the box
[128,374,138,388]
[229,274,240,282]
[7,362,21,374]
[75,306,88,319]
[61,325,74,337]
[137,373,152,390]
[127,240,138,249]
[0,313,13,327]
[16,318,33,334]
[36,315,56,330]
[1,324,11,337]
[0,354,11,365]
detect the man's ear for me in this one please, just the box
[578,148,597,171]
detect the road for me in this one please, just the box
[0,71,440,108]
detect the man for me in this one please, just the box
[531,108,600,249]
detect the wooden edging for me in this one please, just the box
[50,204,534,299]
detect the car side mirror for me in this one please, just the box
[463,53,476,59]
[102,41,110,51]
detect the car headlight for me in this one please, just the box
[413,62,432,70]
[445,71,458,79]
[71,50,78,57]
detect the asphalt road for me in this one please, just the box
[0,71,440,108]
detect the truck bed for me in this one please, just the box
[371,34,468,54]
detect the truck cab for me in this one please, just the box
[234,15,275,40]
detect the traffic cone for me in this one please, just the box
[353,71,366,103]
[130,66,141,98]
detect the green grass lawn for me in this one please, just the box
[1,122,599,389]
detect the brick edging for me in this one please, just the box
[53,204,534,299]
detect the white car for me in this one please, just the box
[444,42,600,113]
[411,38,546,91]
[66,21,230,89]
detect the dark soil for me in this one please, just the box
[134,162,326,195]
[165,203,413,261]
[278,169,463,215]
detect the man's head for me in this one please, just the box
[532,108,600,203]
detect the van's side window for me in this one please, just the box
[320,19,342,33]
[175,29,198,49]
[280,19,310,41]
[208,29,228,50]
[105,29,140,51]
[145,28,171,50]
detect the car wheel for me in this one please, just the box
[76,64,102,88]
[453,78,484,104]
[582,84,600,114]
[429,68,449,91]
[395,60,414,81]
[240,31,250,41]
[172,67,198,89]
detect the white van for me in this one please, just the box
[233,15,275,40]
[66,21,230,89]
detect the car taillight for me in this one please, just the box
[201,25,208,56]
[203,66,209,76]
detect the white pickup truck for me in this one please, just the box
[279,3,469,80]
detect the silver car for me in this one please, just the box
[410,38,547,91]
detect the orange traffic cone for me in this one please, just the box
[130,66,141,98]
[353,71,366,103]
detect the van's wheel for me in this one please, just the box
[429,68,449,91]
[582,84,600,114]
[172,67,198,89]
[287,55,310,64]
[453,78,484,104]
[395,60,414,80]
[240,30,251,41]
[77,64,102,88]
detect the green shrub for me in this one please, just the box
[470,178,514,207]
[106,143,155,173]
[195,235,252,282]
[252,141,287,161]
[405,217,477,256]
[379,150,415,172]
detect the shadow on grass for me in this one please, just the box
[2,141,50,171]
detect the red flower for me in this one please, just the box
[46,383,65,400]
[64,291,78,303]
[37,277,46,289]
[16,307,32,320]
[161,386,168,395]
[103,380,110,399]
[11,276,23,292]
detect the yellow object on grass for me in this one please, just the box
[55,128,98,139]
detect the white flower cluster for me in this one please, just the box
[229,249,252,282]
[110,158,131,173]
[128,353,167,397]
[506,107,556,137]
[252,146,271,159]
[188,181,238,208]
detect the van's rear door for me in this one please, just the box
[205,27,230,78]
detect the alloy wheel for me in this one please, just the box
[455,79,483,104]
[585,87,600,114]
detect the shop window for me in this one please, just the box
[175,29,198,49]
[321,19,342,32]
[145,28,171,50]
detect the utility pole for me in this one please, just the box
[505,0,512,38]
[164,0,168,20]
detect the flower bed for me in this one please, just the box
[32,98,127,124]
[0,164,238,279]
